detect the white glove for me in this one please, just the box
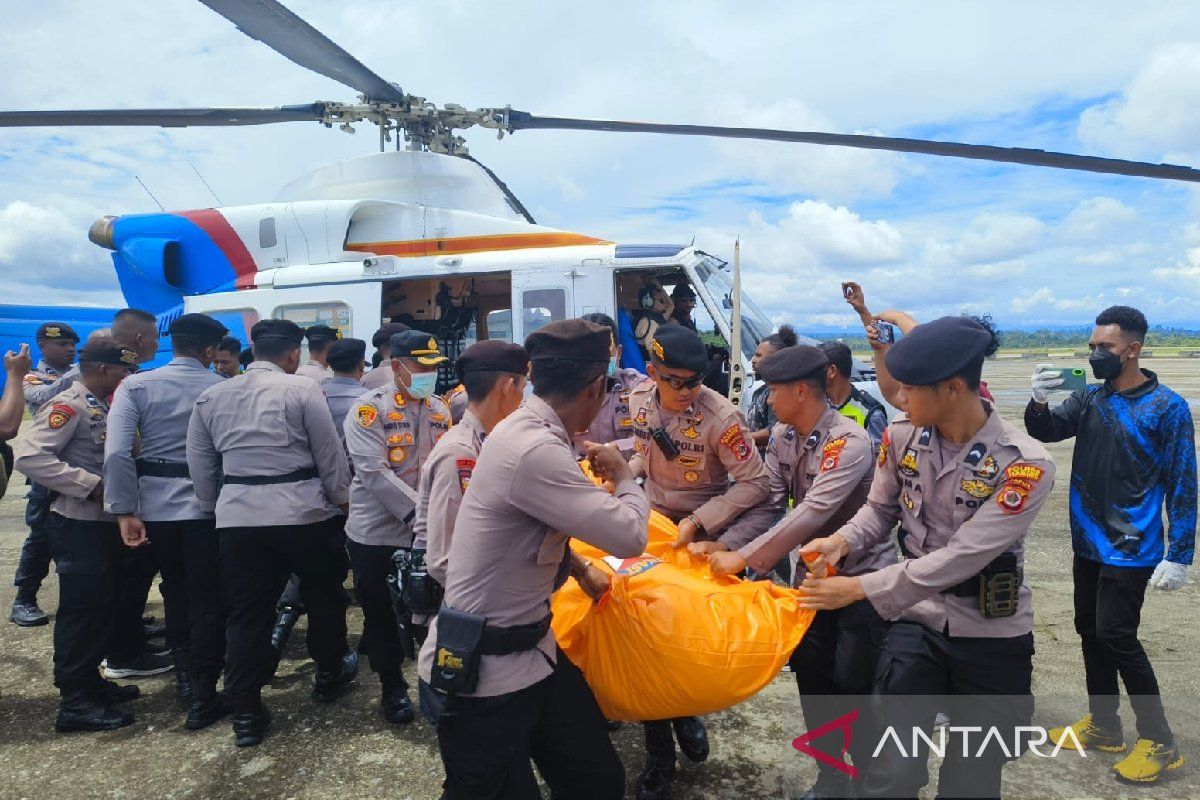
[1030,363,1064,404]
[1149,561,1188,591]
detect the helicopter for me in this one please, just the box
[3,0,1200,402]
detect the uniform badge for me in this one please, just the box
[44,326,62,338]
[975,456,999,479]
[805,431,820,449]
[898,448,920,477]
[677,455,701,468]
[902,491,915,510]
[1004,463,1044,483]
[821,438,847,472]
[387,434,404,446]
[635,440,646,455]
[918,427,933,446]
[682,425,700,440]
[393,392,407,407]
[997,485,1028,514]
[23,374,43,385]
[651,340,665,361]
[618,417,634,428]
[964,442,987,467]
[784,428,796,443]
[387,410,404,421]
[719,424,752,462]
[960,479,995,499]
[635,407,648,426]
[47,404,75,429]
[430,412,447,423]
[87,406,104,420]
[684,470,700,483]
[877,428,891,467]
[456,458,475,494]
[355,405,378,428]
[388,446,408,465]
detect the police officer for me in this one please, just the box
[13,336,139,731]
[186,318,355,747]
[411,339,529,623]
[296,324,339,383]
[362,322,410,390]
[669,284,698,331]
[800,316,1055,800]
[626,323,770,800]
[698,345,891,799]
[417,318,648,799]
[581,312,647,455]
[819,340,888,449]
[322,337,368,448]
[212,336,242,378]
[343,330,452,724]
[10,322,81,627]
[103,313,230,729]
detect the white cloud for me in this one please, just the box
[952,213,1045,264]
[1060,196,1139,243]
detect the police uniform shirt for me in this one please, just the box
[417,394,649,697]
[23,359,79,417]
[343,385,451,548]
[582,367,648,451]
[361,365,395,391]
[103,356,223,522]
[411,408,487,586]
[721,408,894,578]
[186,361,351,529]
[296,360,334,384]
[323,376,369,449]
[838,405,1054,637]
[627,383,769,534]
[446,383,469,425]
[13,382,112,521]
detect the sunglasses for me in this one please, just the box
[659,372,705,390]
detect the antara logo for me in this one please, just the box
[792,710,859,778]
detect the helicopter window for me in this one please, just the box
[691,259,774,360]
[521,288,566,336]
[485,309,513,342]
[259,217,277,249]
[274,302,352,340]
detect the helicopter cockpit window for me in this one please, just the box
[274,302,352,340]
[259,217,277,249]
[692,258,774,360]
[521,288,566,336]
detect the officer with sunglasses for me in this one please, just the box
[625,323,770,800]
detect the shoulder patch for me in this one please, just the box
[23,374,45,385]
[821,437,848,472]
[355,404,379,428]
[878,427,891,467]
[47,403,76,429]
[719,424,752,462]
[456,457,475,494]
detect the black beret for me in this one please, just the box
[305,324,341,345]
[372,322,409,348]
[455,340,529,379]
[250,319,305,345]
[390,330,448,365]
[525,318,611,363]
[650,324,708,373]
[884,316,993,386]
[78,340,138,367]
[327,338,366,371]
[36,322,79,343]
[670,284,696,300]
[757,345,828,383]
[168,313,228,343]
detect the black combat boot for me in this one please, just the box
[672,716,710,763]
[381,683,415,725]
[93,678,141,704]
[186,672,230,731]
[312,650,359,703]
[55,689,134,733]
[636,721,677,800]
[232,702,271,747]
[9,587,48,627]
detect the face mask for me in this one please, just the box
[607,356,618,377]
[1089,347,1123,381]
[402,366,438,399]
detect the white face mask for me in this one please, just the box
[400,364,438,399]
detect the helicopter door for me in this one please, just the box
[511,271,572,343]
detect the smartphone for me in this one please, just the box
[875,322,895,344]
[842,283,855,299]
[1054,367,1087,392]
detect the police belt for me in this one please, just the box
[897,528,1019,599]
[479,614,552,656]
[135,459,191,479]
[223,467,319,486]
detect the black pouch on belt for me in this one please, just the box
[430,606,486,696]
[978,551,1022,618]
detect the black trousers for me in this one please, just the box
[436,651,624,800]
[12,482,53,591]
[106,545,158,663]
[43,513,122,693]
[863,622,1034,800]
[789,598,886,788]
[1073,555,1172,742]
[220,517,349,713]
[345,539,406,691]
[145,519,226,679]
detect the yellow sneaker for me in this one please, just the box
[1048,714,1126,753]
[1113,739,1184,783]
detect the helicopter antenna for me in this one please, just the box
[190,162,225,205]
[134,175,165,211]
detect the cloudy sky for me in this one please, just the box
[3,1,1200,330]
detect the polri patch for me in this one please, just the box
[719,424,752,462]
[456,457,475,493]
[355,405,378,428]
[47,403,75,429]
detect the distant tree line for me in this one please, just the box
[801,326,1200,352]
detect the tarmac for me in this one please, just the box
[0,359,1197,799]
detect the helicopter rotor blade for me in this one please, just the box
[198,0,405,104]
[0,105,328,128]
[504,111,1200,184]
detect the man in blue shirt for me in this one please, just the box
[1025,305,1196,785]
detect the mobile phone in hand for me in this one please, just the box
[842,283,855,298]
[875,322,895,344]
[1054,367,1086,392]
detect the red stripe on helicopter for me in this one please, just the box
[179,209,260,289]
[344,231,607,257]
